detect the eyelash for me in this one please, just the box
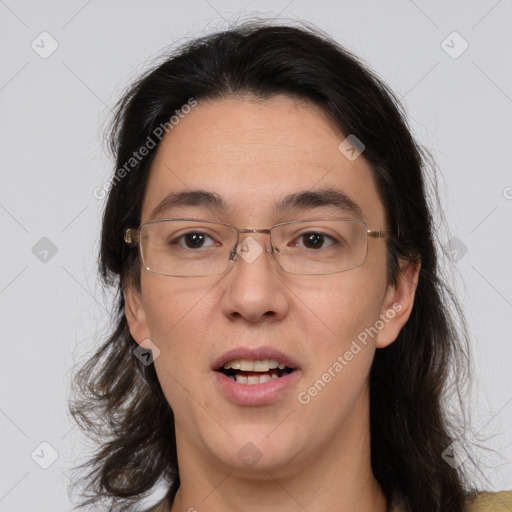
[171,231,341,250]
[289,232,340,250]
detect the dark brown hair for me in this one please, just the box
[71,21,476,511]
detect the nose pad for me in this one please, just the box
[228,236,278,264]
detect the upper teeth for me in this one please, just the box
[223,359,286,371]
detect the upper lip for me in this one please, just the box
[212,346,300,371]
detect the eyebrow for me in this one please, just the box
[149,187,363,220]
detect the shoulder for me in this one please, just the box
[466,491,512,511]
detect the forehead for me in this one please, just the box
[141,95,386,226]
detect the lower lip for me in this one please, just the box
[213,370,301,406]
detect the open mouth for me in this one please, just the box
[217,358,296,385]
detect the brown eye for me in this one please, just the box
[294,232,337,250]
[183,232,207,248]
[171,232,217,249]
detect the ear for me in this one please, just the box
[376,259,421,349]
[124,282,151,345]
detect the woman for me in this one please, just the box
[71,22,512,512]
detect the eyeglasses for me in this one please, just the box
[124,218,390,277]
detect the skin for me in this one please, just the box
[124,95,420,512]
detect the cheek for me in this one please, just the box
[141,273,217,344]
[139,274,219,405]
[293,273,384,431]
[291,267,386,353]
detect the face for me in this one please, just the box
[125,95,418,479]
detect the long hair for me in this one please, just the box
[71,21,474,511]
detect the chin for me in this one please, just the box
[204,426,306,475]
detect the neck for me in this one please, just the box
[170,387,388,512]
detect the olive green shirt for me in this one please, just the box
[146,490,512,511]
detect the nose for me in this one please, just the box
[220,234,289,324]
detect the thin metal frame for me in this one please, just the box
[124,217,390,277]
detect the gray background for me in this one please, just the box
[1,1,511,510]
